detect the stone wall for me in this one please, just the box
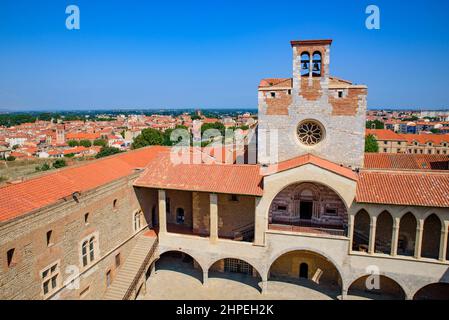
[0,173,146,300]
[258,42,367,169]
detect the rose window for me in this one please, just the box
[297,121,324,146]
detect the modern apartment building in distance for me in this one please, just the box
[1,40,448,300]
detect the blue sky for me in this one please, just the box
[0,0,449,111]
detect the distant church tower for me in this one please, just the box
[56,124,66,145]
[257,39,367,169]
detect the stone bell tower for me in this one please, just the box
[257,39,367,169]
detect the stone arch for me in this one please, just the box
[268,248,344,284]
[352,209,370,252]
[158,248,206,271]
[347,274,406,300]
[268,181,348,233]
[421,214,441,259]
[155,250,206,284]
[375,211,393,254]
[413,282,449,300]
[207,256,263,279]
[268,248,344,298]
[398,212,417,256]
[207,257,264,292]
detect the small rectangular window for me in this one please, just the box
[46,230,53,247]
[325,208,338,216]
[106,270,112,287]
[270,92,276,98]
[84,213,89,225]
[80,286,90,298]
[287,89,292,95]
[115,253,121,268]
[7,248,15,267]
[338,91,343,98]
[277,205,287,211]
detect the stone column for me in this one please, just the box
[158,190,167,235]
[348,214,355,253]
[261,274,268,295]
[439,222,448,261]
[368,216,377,254]
[151,261,156,275]
[253,197,266,246]
[414,219,424,259]
[210,194,218,243]
[203,270,208,286]
[391,217,401,256]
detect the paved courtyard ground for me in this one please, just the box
[144,257,351,300]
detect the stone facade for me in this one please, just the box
[0,173,147,300]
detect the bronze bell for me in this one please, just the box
[313,62,320,72]
[301,62,308,70]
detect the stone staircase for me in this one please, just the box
[104,232,158,300]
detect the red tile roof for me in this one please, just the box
[364,153,449,171]
[263,154,358,181]
[400,134,449,146]
[356,171,449,207]
[366,129,407,141]
[0,146,167,223]
[258,78,292,89]
[134,151,263,196]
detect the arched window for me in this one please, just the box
[176,208,185,224]
[300,52,310,76]
[299,263,309,279]
[312,51,322,76]
[82,236,96,267]
[422,214,441,259]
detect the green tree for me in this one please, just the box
[64,153,75,158]
[93,139,107,147]
[95,146,122,159]
[131,128,164,149]
[365,134,379,153]
[36,163,51,171]
[53,159,67,169]
[239,125,250,130]
[6,156,16,161]
[366,120,385,129]
[79,139,92,147]
[67,140,79,147]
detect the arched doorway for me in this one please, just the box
[299,263,309,279]
[375,211,393,254]
[398,213,416,256]
[268,182,347,236]
[414,283,449,300]
[208,258,262,292]
[347,275,406,300]
[352,210,370,252]
[422,214,441,259]
[269,250,342,299]
[154,251,204,283]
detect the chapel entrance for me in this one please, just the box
[299,263,309,279]
[300,201,313,220]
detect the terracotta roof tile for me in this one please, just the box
[356,171,449,207]
[366,129,407,141]
[263,154,358,181]
[364,153,449,171]
[0,146,167,223]
[134,151,263,196]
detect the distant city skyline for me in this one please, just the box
[1,0,449,111]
